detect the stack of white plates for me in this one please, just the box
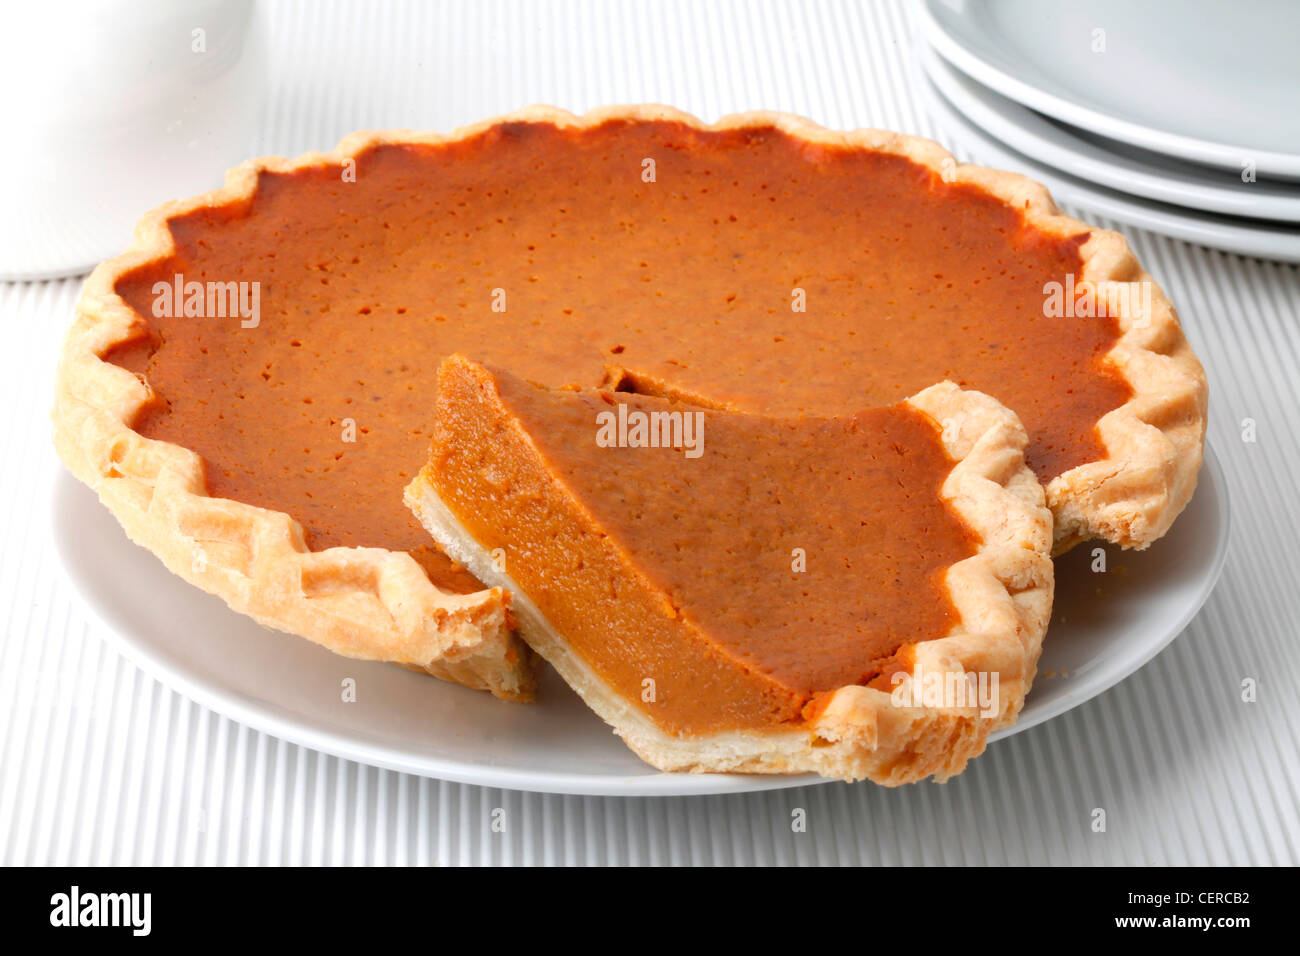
[910,0,1300,262]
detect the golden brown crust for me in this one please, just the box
[405,376,1054,785]
[53,103,1201,709]
[876,134,1207,552]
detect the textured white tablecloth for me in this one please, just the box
[3,0,1297,865]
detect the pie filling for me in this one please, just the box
[106,117,1130,593]
[426,357,980,734]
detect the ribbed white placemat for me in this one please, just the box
[2,0,1297,865]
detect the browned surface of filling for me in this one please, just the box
[108,118,1129,591]
[427,357,981,733]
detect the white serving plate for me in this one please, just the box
[913,0,1300,180]
[922,44,1300,223]
[53,444,1229,796]
[917,51,1300,263]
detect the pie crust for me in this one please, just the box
[53,104,1204,703]
[407,367,1054,784]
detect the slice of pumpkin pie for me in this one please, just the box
[405,356,1054,784]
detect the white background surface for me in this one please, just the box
[2,0,1298,865]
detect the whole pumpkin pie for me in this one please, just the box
[53,105,1206,701]
[405,356,1053,783]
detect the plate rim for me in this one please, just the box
[991,446,1230,740]
[914,0,1300,180]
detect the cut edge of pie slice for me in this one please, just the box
[405,356,1055,784]
[52,103,1202,705]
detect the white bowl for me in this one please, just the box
[0,0,266,281]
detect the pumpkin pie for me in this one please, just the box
[404,356,1053,783]
[53,105,1206,701]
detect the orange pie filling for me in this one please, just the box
[424,357,981,735]
[105,118,1130,600]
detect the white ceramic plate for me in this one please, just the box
[53,444,1229,796]
[913,0,1300,180]
[922,45,1300,223]
[917,51,1300,263]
